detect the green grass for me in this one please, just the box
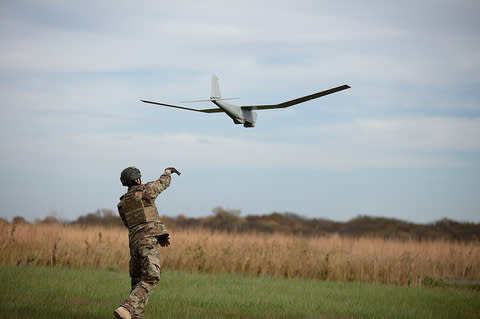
[0,265,479,319]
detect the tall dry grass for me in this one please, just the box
[1,222,479,287]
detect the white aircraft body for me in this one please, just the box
[141,75,350,127]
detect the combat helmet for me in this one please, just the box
[120,166,141,186]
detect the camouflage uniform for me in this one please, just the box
[117,172,171,319]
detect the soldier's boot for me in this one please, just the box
[114,306,131,319]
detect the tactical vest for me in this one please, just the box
[118,186,160,229]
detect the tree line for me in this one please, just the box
[6,206,480,242]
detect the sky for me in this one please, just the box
[0,0,479,224]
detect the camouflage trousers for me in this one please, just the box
[121,236,161,319]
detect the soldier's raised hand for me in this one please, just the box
[165,167,181,175]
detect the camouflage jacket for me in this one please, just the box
[117,173,171,243]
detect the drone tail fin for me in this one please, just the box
[211,74,221,100]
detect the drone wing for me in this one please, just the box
[141,100,223,113]
[241,85,350,110]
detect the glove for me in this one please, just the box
[165,167,181,175]
[157,234,170,247]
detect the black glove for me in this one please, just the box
[166,167,181,175]
[157,235,170,247]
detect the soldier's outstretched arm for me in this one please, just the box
[145,173,171,198]
[165,167,181,175]
[144,167,180,198]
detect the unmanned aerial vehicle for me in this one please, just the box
[141,75,350,127]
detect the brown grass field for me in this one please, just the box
[1,222,479,287]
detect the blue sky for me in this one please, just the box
[1,0,479,223]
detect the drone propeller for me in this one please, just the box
[180,97,240,103]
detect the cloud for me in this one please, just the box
[2,0,478,88]
[352,118,480,151]
[3,116,477,176]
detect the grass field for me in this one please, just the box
[2,223,479,287]
[0,265,479,319]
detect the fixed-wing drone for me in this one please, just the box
[141,75,350,127]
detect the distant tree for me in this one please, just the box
[39,216,62,224]
[212,206,242,217]
[60,207,480,241]
[208,207,245,232]
[74,208,123,227]
[12,216,27,224]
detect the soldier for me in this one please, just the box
[114,166,180,319]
